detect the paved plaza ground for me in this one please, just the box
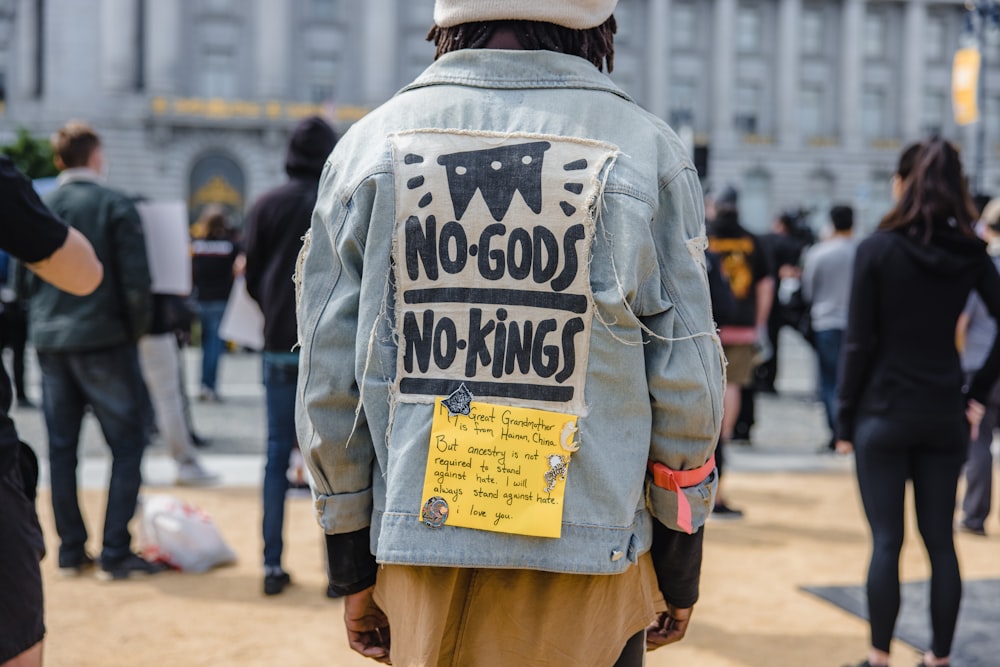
[10,333,1000,666]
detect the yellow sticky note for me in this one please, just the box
[419,399,578,538]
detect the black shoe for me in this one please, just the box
[58,552,96,578]
[712,502,745,520]
[264,570,292,596]
[98,553,167,581]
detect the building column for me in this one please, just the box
[100,0,139,92]
[361,0,398,105]
[712,0,737,149]
[840,0,864,150]
[646,0,671,122]
[15,0,39,97]
[145,0,182,95]
[777,0,801,147]
[255,0,291,99]
[901,0,926,140]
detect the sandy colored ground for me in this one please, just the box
[35,470,999,667]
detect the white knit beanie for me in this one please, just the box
[433,0,618,30]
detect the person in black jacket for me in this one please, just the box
[838,139,1000,667]
[244,115,337,596]
[0,156,102,667]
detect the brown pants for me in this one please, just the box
[373,552,661,667]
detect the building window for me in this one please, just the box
[734,83,759,134]
[798,85,823,138]
[922,90,947,137]
[671,3,697,50]
[741,169,772,233]
[861,88,886,139]
[202,0,235,12]
[736,4,761,54]
[925,16,946,63]
[669,79,696,132]
[306,53,336,104]
[864,12,886,60]
[309,0,337,20]
[200,48,237,99]
[801,7,824,56]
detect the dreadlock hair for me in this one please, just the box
[878,138,980,244]
[427,17,617,72]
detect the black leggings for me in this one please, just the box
[854,415,967,658]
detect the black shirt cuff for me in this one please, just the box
[325,528,378,596]
[650,518,704,609]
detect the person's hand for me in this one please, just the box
[967,399,985,441]
[645,603,693,650]
[835,440,854,455]
[752,324,774,365]
[344,585,391,664]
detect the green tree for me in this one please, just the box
[1,127,59,178]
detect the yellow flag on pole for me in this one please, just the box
[953,47,981,126]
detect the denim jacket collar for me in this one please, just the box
[399,49,635,104]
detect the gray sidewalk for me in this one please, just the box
[10,328,850,489]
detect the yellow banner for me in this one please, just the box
[953,47,981,126]
[419,399,578,538]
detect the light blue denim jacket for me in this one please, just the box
[296,49,723,575]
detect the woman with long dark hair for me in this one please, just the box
[837,138,1000,667]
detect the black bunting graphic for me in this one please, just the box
[438,142,551,222]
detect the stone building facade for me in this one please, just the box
[0,0,993,232]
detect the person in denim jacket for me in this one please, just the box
[296,2,724,664]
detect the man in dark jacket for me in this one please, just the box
[244,115,337,595]
[27,121,163,581]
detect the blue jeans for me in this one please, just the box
[38,344,148,565]
[262,352,299,568]
[813,328,843,438]
[198,300,228,392]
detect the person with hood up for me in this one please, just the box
[244,115,338,596]
[837,138,1000,667]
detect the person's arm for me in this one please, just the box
[26,226,103,296]
[967,258,1000,402]
[640,160,724,624]
[836,239,879,448]
[109,196,153,340]
[242,201,264,304]
[296,161,380,587]
[1,158,103,295]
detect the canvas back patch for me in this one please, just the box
[390,130,617,415]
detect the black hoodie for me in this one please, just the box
[244,116,337,351]
[837,225,1000,441]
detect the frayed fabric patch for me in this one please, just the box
[389,130,618,415]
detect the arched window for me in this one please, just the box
[188,152,245,225]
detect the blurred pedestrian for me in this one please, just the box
[801,204,855,452]
[191,205,241,402]
[758,210,813,392]
[27,121,165,581]
[296,2,724,664]
[955,197,1000,537]
[837,139,1000,667]
[0,155,102,667]
[244,115,337,596]
[707,185,773,518]
[138,294,219,486]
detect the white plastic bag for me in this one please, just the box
[138,494,237,573]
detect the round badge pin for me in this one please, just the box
[421,496,449,528]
